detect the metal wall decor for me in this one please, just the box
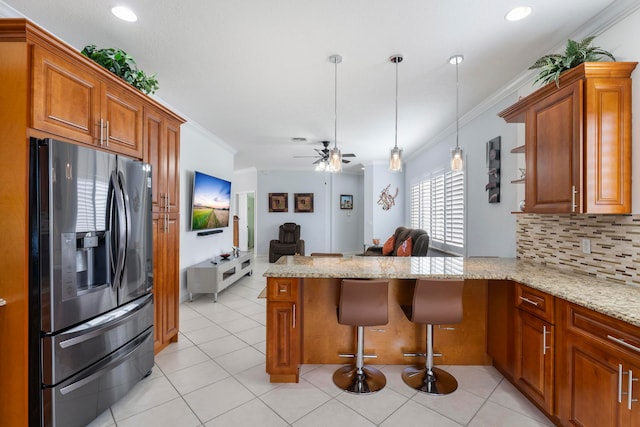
[485,136,501,203]
[377,184,398,210]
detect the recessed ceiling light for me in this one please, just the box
[505,6,532,21]
[111,6,138,22]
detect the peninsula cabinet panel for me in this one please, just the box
[266,278,301,382]
[556,300,640,427]
[144,108,181,213]
[487,280,515,379]
[499,62,637,214]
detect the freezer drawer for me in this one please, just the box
[42,327,154,427]
[42,293,153,385]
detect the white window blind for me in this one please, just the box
[410,170,464,251]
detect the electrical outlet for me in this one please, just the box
[581,238,591,254]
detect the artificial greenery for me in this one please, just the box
[529,36,616,87]
[81,45,159,94]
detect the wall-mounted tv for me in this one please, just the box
[190,171,231,231]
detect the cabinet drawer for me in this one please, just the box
[562,301,640,358]
[515,283,554,323]
[267,278,299,302]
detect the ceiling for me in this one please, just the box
[3,0,638,172]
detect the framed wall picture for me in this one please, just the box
[340,194,353,209]
[268,193,288,212]
[294,193,314,213]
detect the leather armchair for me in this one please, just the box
[365,226,429,256]
[269,222,305,263]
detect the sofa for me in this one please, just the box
[269,222,305,263]
[365,226,429,256]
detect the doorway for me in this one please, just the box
[235,191,255,252]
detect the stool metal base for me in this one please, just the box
[333,365,386,394]
[402,366,458,395]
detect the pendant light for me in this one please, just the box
[328,54,342,173]
[389,55,403,172]
[450,54,464,172]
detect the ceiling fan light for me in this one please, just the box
[315,160,327,172]
[389,146,403,172]
[328,148,342,173]
[451,146,464,171]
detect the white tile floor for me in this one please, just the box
[88,257,554,427]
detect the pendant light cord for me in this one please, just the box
[394,58,399,149]
[334,58,338,151]
[455,59,460,149]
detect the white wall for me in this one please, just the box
[364,162,405,245]
[179,122,235,300]
[404,89,519,257]
[255,170,364,257]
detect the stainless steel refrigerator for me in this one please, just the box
[28,138,154,427]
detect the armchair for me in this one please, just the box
[269,222,305,263]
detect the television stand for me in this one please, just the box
[186,251,253,302]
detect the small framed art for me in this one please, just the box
[294,193,314,213]
[340,194,353,209]
[268,193,288,212]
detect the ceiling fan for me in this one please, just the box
[294,141,356,165]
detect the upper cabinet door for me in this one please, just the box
[102,85,143,158]
[525,80,582,214]
[31,45,100,145]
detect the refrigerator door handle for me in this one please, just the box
[118,171,132,290]
[58,329,152,395]
[110,171,127,288]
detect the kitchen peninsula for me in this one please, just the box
[264,255,640,425]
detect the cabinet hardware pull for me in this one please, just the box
[542,325,552,355]
[619,364,624,403]
[572,185,577,212]
[99,118,104,145]
[105,120,110,146]
[438,325,456,331]
[292,303,296,329]
[519,296,539,306]
[629,369,638,410]
[166,193,170,212]
[607,335,640,354]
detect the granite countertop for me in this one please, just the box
[264,256,640,328]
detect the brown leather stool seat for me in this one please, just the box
[333,279,389,394]
[401,278,464,395]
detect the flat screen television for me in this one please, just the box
[190,171,231,231]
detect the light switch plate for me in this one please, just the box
[581,238,591,254]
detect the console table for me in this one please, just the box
[187,251,253,302]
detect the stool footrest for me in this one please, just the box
[403,352,443,358]
[338,353,377,359]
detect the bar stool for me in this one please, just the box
[401,278,464,395]
[333,279,389,394]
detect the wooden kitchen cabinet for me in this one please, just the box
[487,280,515,379]
[144,108,181,213]
[514,283,555,414]
[32,44,144,158]
[556,300,640,427]
[152,213,180,353]
[266,278,301,382]
[499,62,637,214]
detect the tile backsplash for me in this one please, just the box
[516,214,640,287]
